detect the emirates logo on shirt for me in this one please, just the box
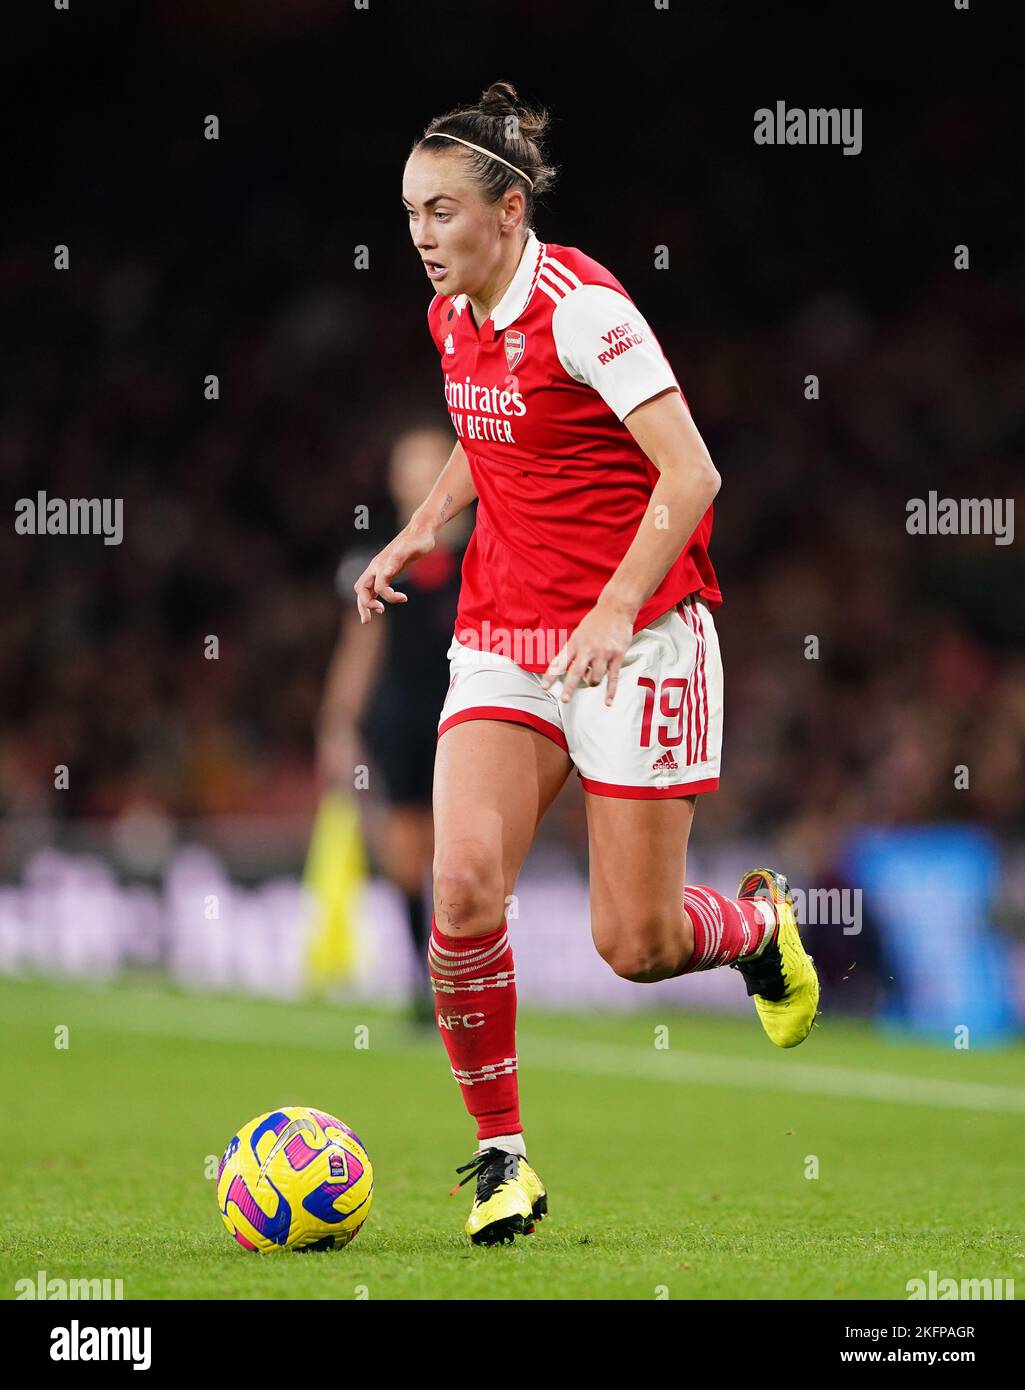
[504,330,525,370]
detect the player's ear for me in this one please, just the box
[499,190,525,234]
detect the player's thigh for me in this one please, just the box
[433,719,573,933]
[585,791,695,964]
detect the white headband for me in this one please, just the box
[422,130,534,189]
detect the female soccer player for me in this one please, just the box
[354,81,820,1246]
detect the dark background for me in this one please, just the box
[2,0,1022,860]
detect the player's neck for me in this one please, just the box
[468,231,529,330]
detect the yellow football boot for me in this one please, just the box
[732,868,820,1048]
[451,1147,548,1246]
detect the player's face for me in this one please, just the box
[402,150,498,295]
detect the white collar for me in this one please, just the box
[489,230,544,332]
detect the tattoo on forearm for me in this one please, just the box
[439,492,454,522]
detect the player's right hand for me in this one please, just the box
[353,525,436,624]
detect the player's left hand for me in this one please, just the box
[540,597,635,705]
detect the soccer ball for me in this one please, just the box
[217,1106,373,1252]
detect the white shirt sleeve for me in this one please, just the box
[551,284,679,422]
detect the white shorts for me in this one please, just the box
[436,598,723,798]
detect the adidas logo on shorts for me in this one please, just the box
[651,750,679,772]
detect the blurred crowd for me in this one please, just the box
[2,8,1021,870]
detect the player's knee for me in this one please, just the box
[598,945,670,983]
[609,953,674,983]
[432,857,504,936]
[598,921,680,982]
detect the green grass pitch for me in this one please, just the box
[2,977,1022,1300]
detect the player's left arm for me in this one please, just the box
[542,284,721,704]
[542,389,719,703]
[604,384,721,622]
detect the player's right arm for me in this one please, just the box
[353,439,475,623]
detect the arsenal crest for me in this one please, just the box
[504,330,525,370]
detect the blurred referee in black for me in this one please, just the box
[317,427,469,1026]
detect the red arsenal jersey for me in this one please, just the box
[426,229,721,672]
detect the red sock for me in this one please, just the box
[428,914,521,1141]
[681,885,776,972]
